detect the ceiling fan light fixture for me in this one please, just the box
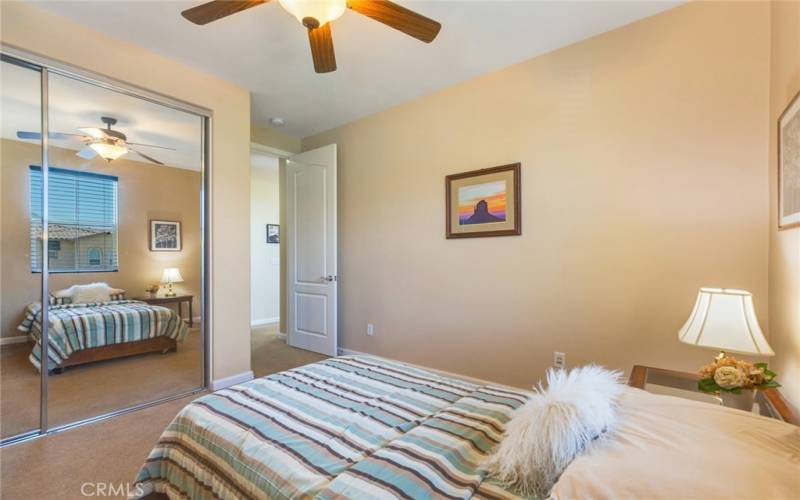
[278,0,346,28]
[89,140,128,162]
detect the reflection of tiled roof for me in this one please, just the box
[32,223,112,240]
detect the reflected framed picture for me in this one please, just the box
[150,220,181,251]
[446,163,521,239]
[779,90,800,230]
[267,224,280,244]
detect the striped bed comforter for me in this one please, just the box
[18,300,188,371]
[135,356,531,500]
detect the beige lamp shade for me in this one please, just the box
[160,267,184,284]
[678,288,773,356]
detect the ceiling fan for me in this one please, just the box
[181,0,442,73]
[16,116,174,165]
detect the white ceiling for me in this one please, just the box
[31,0,680,138]
[2,59,203,170]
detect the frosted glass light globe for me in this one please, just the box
[278,0,346,27]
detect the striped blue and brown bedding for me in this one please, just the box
[18,300,188,371]
[135,355,531,499]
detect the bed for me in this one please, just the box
[18,299,189,373]
[135,356,800,500]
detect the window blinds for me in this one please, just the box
[29,166,118,273]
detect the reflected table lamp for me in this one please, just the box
[678,288,775,410]
[161,268,184,297]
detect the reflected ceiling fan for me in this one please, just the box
[16,116,174,165]
[181,0,442,73]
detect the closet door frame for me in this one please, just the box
[0,47,212,446]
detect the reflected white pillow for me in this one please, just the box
[487,365,624,498]
[52,288,72,299]
[68,282,112,304]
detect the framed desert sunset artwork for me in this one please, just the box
[779,90,800,230]
[446,163,521,238]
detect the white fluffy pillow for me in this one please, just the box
[487,365,625,498]
[52,287,73,299]
[68,282,112,304]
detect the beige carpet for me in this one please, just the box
[251,324,328,378]
[1,328,203,439]
[0,394,198,500]
[0,327,328,499]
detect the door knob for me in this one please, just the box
[322,275,337,282]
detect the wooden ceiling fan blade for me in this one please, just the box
[17,131,41,140]
[17,131,84,140]
[127,142,177,151]
[308,24,337,73]
[76,147,97,160]
[50,132,86,140]
[130,148,165,165]
[79,127,108,139]
[181,0,269,25]
[347,0,441,43]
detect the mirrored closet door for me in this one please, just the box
[0,52,208,444]
[1,56,43,441]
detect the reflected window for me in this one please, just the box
[48,240,61,260]
[87,247,102,266]
[29,166,118,272]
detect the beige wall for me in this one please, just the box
[250,128,298,335]
[1,2,251,381]
[252,126,301,155]
[1,139,202,339]
[250,153,280,323]
[279,158,288,335]
[303,2,772,388]
[769,0,800,409]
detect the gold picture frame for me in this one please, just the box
[779,89,800,230]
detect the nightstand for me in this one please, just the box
[628,365,798,426]
[135,295,194,327]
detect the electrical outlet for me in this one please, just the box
[367,323,374,336]
[553,352,566,369]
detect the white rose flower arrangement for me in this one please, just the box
[713,366,745,389]
[698,355,780,394]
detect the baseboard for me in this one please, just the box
[1,335,29,346]
[336,348,524,391]
[211,370,254,391]
[276,331,287,339]
[338,347,366,357]
[251,317,280,328]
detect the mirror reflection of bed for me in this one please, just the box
[2,282,201,437]
[0,62,205,440]
[23,283,185,376]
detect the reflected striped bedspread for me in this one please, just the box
[18,300,188,371]
[135,356,531,499]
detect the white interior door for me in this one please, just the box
[286,144,337,356]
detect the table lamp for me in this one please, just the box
[678,288,776,410]
[678,288,773,357]
[161,268,184,297]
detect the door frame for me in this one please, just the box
[0,47,212,446]
[248,147,287,337]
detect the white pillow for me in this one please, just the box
[52,287,72,299]
[69,282,112,304]
[486,365,625,498]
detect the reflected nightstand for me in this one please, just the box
[135,294,194,327]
